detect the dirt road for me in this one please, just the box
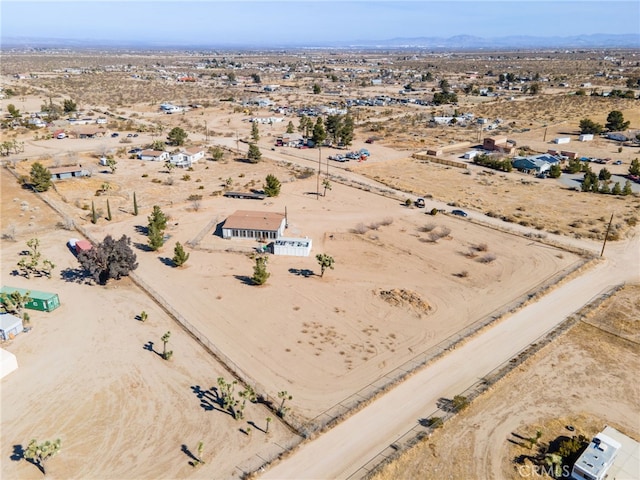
[261,230,639,479]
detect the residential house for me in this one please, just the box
[169,147,205,167]
[49,165,91,180]
[512,155,555,175]
[139,149,170,162]
[571,431,621,480]
[222,210,287,240]
[71,126,105,139]
[483,136,516,155]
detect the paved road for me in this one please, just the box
[261,230,639,479]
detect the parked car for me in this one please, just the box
[451,209,468,217]
[111,132,119,138]
[415,198,425,208]
[614,160,623,165]
[128,148,142,154]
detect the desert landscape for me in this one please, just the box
[1,45,639,479]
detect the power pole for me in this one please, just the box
[600,213,614,257]
[317,146,321,199]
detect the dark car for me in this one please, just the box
[128,148,142,154]
[111,132,119,138]
[451,209,468,217]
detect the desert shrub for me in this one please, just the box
[181,174,191,181]
[457,270,469,278]
[368,221,381,230]
[475,243,488,252]
[165,177,174,186]
[479,253,497,263]
[439,227,451,238]
[419,223,437,233]
[352,223,369,234]
[151,178,162,184]
[379,217,393,226]
[187,194,203,201]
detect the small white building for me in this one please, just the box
[139,149,170,162]
[0,313,23,341]
[554,137,571,144]
[170,147,205,167]
[463,150,479,159]
[0,348,18,379]
[579,134,594,142]
[273,237,312,257]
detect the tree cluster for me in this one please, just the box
[432,91,458,105]
[167,127,188,146]
[29,162,53,192]
[216,377,257,420]
[77,234,138,285]
[473,153,513,172]
[578,118,603,135]
[324,113,355,146]
[581,166,633,196]
[0,290,31,315]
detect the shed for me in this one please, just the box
[0,313,23,341]
[554,137,570,144]
[579,134,594,142]
[0,286,60,312]
[0,348,18,379]
[273,237,312,257]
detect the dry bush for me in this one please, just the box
[427,231,441,243]
[369,221,382,231]
[439,226,451,238]
[352,223,369,234]
[464,249,478,259]
[418,223,437,233]
[475,243,488,252]
[478,253,497,264]
[456,270,469,278]
[380,217,394,226]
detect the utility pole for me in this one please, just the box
[317,146,321,199]
[204,120,208,142]
[236,130,239,154]
[600,213,614,257]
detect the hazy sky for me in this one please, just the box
[2,1,639,47]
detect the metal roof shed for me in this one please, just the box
[0,286,60,312]
[0,313,23,341]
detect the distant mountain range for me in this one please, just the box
[2,33,639,50]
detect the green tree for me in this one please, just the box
[217,377,239,419]
[451,395,469,412]
[161,331,172,360]
[151,140,165,151]
[77,234,138,285]
[167,126,188,146]
[605,110,630,131]
[316,253,335,278]
[325,114,342,143]
[529,83,541,95]
[172,242,190,267]
[0,290,31,315]
[251,73,261,84]
[598,167,611,181]
[263,174,281,197]
[133,192,139,216]
[286,121,295,134]
[312,83,322,94]
[599,181,611,194]
[63,99,77,113]
[277,390,292,417]
[164,160,175,172]
[148,223,164,251]
[579,118,603,135]
[139,311,148,322]
[622,180,633,195]
[339,114,355,146]
[629,158,640,176]
[106,157,117,174]
[7,104,21,118]
[247,143,262,163]
[312,117,327,146]
[548,164,562,178]
[41,98,62,120]
[439,79,450,93]
[251,121,260,142]
[322,178,332,196]
[611,182,622,195]
[252,255,270,285]
[29,162,52,192]
[209,146,224,161]
[24,438,61,475]
[566,158,582,174]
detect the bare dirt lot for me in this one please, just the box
[371,284,640,480]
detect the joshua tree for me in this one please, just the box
[161,331,172,360]
[139,311,148,322]
[266,417,272,433]
[0,290,31,315]
[217,377,240,419]
[91,201,97,224]
[24,438,61,475]
[252,255,270,285]
[133,192,139,216]
[322,178,332,197]
[315,253,335,278]
[277,390,293,417]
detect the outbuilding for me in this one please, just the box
[0,348,18,379]
[273,237,312,257]
[0,313,23,341]
[0,286,60,312]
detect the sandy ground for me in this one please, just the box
[370,285,640,480]
[1,188,298,479]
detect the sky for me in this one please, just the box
[1,1,639,47]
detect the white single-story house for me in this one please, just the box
[222,210,286,240]
[273,237,312,257]
[139,149,170,162]
[0,313,23,341]
[0,348,18,379]
[170,147,205,167]
[571,430,621,480]
[49,165,91,180]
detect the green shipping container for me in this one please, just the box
[0,286,60,312]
